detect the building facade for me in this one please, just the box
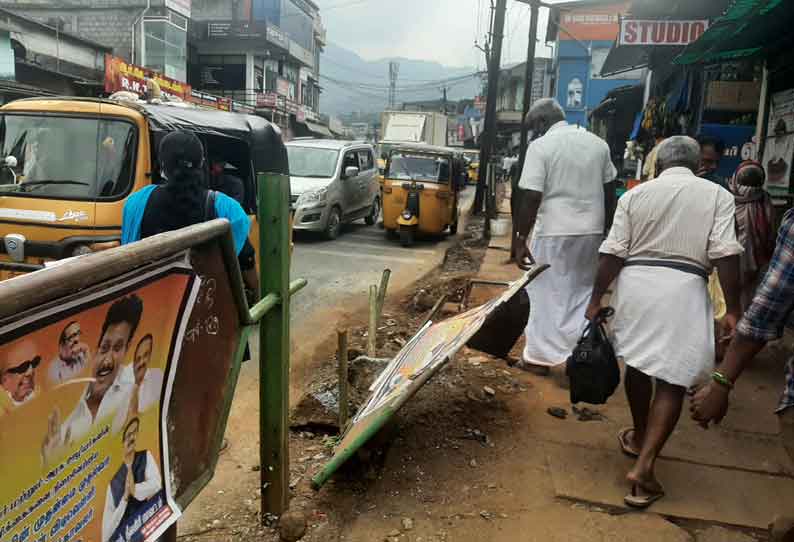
[0,7,109,102]
[547,0,644,127]
[0,0,328,134]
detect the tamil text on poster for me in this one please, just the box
[0,261,199,542]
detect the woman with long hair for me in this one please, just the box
[121,130,258,294]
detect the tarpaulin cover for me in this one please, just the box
[675,0,793,65]
[139,103,289,175]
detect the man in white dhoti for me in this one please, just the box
[586,136,742,509]
[515,98,617,372]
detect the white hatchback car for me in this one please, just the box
[287,139,380,239]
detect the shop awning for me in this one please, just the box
[600,43,649,78]
[676,0,794,65]
[306,121,333,138]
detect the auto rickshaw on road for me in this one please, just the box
[463,149,480,185]
[0,96,288,279]
[382,144,461,247]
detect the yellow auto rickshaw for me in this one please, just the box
[0,96,288,279]
[382,144,461,247]
[463,150,480,185]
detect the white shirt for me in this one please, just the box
[102,451,162,541]
[600,166,743,268]
[137,368,164,413]
[61,370,135,446]
[519,121,616,237]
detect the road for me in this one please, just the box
[286,187,474,383]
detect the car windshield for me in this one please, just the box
[387,153,450,183]
[0,115,136,200]
[287,146,339,178]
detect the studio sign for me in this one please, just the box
[619,19,709,46]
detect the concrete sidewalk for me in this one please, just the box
[469,188,794,533]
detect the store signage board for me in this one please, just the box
[207,21,267,40]
[619,19,709,46]
[105,54,191,101]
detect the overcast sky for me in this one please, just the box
[316,0,555,68]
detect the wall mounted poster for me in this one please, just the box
[764,89,794,191]
[0,260,199,542]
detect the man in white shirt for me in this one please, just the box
[102,416,162,541]
[515,98,617,372]
[42,295,143,465]
[586,136,742,509]
[133,334,164,413]
[48,321,90,387]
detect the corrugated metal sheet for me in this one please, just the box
[676,0,794,65]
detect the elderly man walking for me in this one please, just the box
[586,136,743,508]
[515,98,617,372]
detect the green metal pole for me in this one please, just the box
[258,172,291,516]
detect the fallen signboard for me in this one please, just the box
[312,265,548,489]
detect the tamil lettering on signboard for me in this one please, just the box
[105,54,191,101]
[0,259,199,542]
[619,19,710,46]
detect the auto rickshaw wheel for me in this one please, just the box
[386,228,398,239]
[450,211,459,235]
[399,225,415,247]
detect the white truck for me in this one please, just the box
[377,111,448,170]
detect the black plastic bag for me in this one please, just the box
[566,307,619,405]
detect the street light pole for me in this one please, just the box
[518,0,540,172]
[474,0,508,215]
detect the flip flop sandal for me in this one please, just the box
[624,483,665,509]
[618,427,640,458]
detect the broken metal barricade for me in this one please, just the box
[311,264,548,489]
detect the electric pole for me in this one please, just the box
[474,0,507,215]
[388,61,400,110]
[519,0,540,172]
[441,86,448,114]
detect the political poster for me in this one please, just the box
[763,89,794,192]
[0,260,199,542]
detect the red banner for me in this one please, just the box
[104,54,191,100]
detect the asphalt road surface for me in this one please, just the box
[290,187,475,326]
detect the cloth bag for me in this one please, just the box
[566,307,619,405]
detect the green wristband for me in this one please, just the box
[712,371,734,390]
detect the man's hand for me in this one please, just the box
[515,235,535,271]
[721,311,740,342]
[585,300,602,322]
[41,409,62,466]
[690,381,730,428]
[125,468,135,499]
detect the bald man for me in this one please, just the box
[1,340,41,414]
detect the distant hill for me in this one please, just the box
[320,42,482,116]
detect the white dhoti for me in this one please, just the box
[610,266,715,388]
[523,234,601,366]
